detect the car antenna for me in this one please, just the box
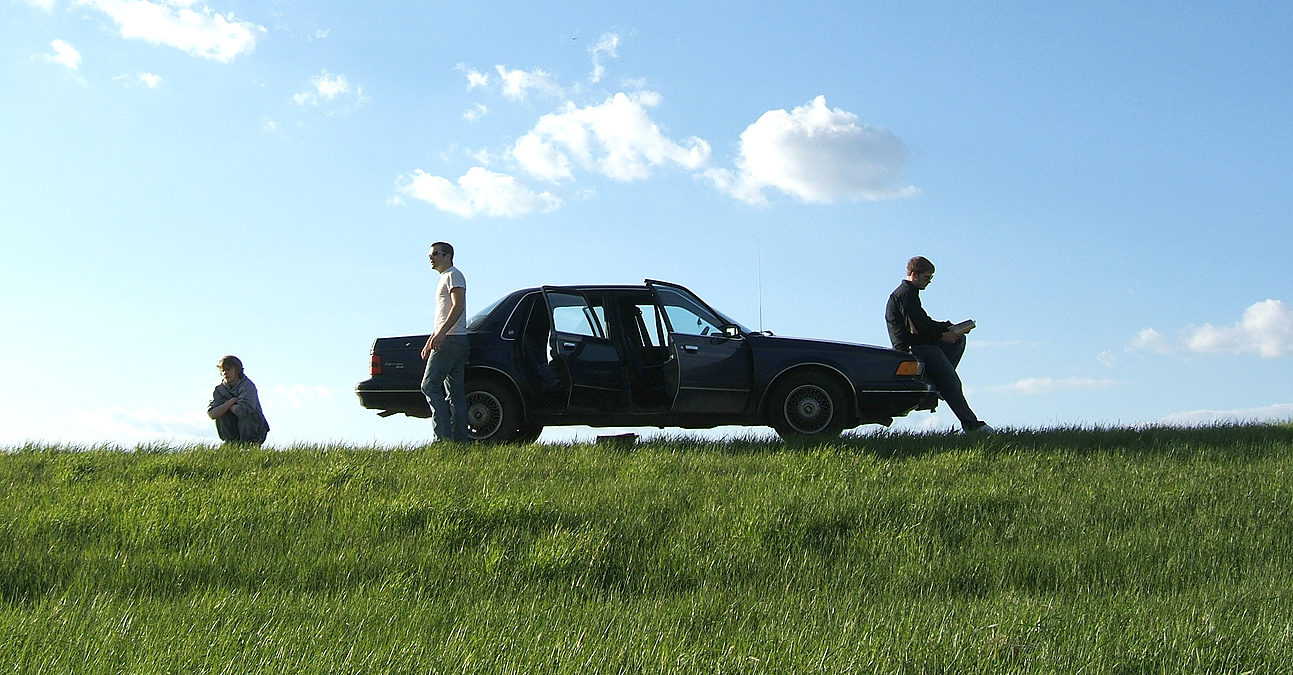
[757,237,764,332]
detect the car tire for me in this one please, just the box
[516,424,544,444]
[466,377,524,442]
[767,372,848,440]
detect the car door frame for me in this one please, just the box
[645,280,753,414]
[540,286,623,412]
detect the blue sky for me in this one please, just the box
[2,0,1290,447]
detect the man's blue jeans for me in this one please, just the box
[421,335,470,442]
[910,337,980,430]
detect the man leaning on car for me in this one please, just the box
[885,256,993,433]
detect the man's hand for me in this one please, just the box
[421,333,444,359]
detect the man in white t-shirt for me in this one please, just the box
[420,241,469,441]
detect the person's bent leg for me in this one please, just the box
[237,414,268,445]
[911,344,981,430]
[421,349,454,441]
[214,414,239,442]
[941,334,967,369]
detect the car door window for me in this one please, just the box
[657,288,725,337]
[548,292,606,338]
[633,303,667,347]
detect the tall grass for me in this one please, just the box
[2,424,1291,672]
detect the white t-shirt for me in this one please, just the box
[436,266,468,335]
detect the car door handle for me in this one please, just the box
[561,341,577,350]
[682,344,699,353]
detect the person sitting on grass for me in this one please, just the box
[207,355,270,445]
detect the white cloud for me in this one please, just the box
[268,383,337,411]
[458,64,489,90]
[511,91,711,183]
[1158,403,1293,427]
[463,103,488,121]
[115,72,164,87]
[1133,300,1293,359]
[984,377,1119,395]
[12,405,214,446]
[46,39,81,69]
[706,95,918,205]
[589,32,620,84]
[1184,299,1293,358]
[495,65,564,101]
[293,69,365,107]
[395,167,563,218]
[78,0,264,62]
[1131,327,1173,354]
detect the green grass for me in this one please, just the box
[3,424,1292,673]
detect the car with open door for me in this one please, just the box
[356,280,937,441]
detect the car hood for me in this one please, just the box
[747,333,897,354]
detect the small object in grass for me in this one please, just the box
[596,433,638,447]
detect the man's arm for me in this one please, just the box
[422,286,466,358]
[899,288,951,340]
[208,388,237,419]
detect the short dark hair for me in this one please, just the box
[431,241,455,260]
[907,256,935,276]
[217,355,243,372]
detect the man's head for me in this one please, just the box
[217,355,243,385]
[906,256,935,289]
[428,241,454,272]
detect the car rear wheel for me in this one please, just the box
[767,372,848,440]
[466,377,524,442]
[516,424,544,444]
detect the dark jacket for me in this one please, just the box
[885,280,951,351]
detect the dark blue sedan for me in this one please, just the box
[357,280,937,441]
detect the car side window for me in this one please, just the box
[657,288,725,337]
[547,291,607,339]
[633,303,667,347]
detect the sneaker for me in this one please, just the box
[966,422,995,433]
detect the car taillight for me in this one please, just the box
[370,354,383,376]
[896,360,922,377]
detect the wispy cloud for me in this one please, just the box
[12,406,214,446]
[463,103,488,122]
[1158,402,1293,426]
[706,95,918,205]
[1132,299,1293,359]
[495,65,564,101]
[983,377,1119,395]
[293,69,366,108]
[46,39,81,69]
[394,167,562,218]
[268,383,338,410]
[405,51,913,217]
[511,91,710,183]
[589,32,620,84]
[114,72,164,88]
[78,0,265,62]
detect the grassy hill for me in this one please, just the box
[3,424,1291,673]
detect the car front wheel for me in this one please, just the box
[767,373,848,440]
[466,378,524,442]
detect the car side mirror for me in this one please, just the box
[723,324,743,338]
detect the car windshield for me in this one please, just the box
[466,295,508,331]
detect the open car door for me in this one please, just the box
[541,287,623,412]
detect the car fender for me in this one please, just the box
[466,365,530,420]
[757,363,859,420]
